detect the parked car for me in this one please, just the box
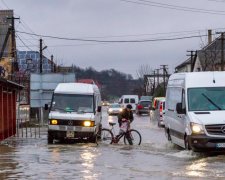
[107,103,123,115]
[136,100,152,115]
[150,97,165,127]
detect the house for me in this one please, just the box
[176,30,225,72]
[0,77,23,141]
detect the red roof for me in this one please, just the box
[77,79,101,88]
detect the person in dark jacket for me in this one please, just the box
[118,104,134,127]
[115,104,134,144]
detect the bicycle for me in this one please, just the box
[97,121,142,145]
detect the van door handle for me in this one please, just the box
[177,115,182,118]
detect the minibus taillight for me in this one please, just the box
[159,103,163,112]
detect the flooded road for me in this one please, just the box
[1,108,225,179]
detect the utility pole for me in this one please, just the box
[40,39,43,73]
[156,68,160,87]
[39,39,47,73]
[51,55,54,72]
[153,70,156,95]
[7,16,20,79]
[160,65,168,96]
[216,32,225,71]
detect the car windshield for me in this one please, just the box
[188,87,225,111]
[140,101,151,106]
[109,104,120,108]
[51,93,94,113]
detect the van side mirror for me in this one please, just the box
[176,103,186,114]
[44,104,49,110]
[97,106,102,112]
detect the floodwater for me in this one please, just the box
[1,107,225,180]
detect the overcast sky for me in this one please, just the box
[3,0,225,78]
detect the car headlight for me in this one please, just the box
[119,108,123,112]
[108,109,113,112]
[190,122,204,134]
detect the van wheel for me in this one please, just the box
[48,133,54,144]
[165,128,171,141]
[184,135,191,150]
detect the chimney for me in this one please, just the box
[208,29,212,44]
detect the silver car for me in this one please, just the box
[107,103,123,116]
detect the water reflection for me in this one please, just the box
[80,149,99,180]
[185,159,207,177]
[0,145,18,179]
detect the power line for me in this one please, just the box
[120,0,225,15]
[16,30,213,43]
[1,0,10,9]
[16,33,36,52]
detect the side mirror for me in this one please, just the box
[97,106,102,112]
[176,103,186,114]
[44,104,49,110]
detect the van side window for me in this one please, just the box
[166,87,182,111]
[130,98,135,103]
[124,98,129,103]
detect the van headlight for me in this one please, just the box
[84,121,92,127]
[190,122,204,134]
[50,119,58,125]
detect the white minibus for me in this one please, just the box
[164,72,225,152]
[45,83,102,143]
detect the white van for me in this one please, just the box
[164,72,225,152]
[46,83,102,143]
[119,95,139,111]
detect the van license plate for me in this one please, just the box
[216,143,225,148]
[66,131,74,138]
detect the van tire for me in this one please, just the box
[48,133,54,144]
[165,128,171,141]
[184,135,191,150]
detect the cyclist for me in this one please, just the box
[115,104,134,144]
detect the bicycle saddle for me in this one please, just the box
[109,122,116,126]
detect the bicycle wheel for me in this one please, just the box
[99,128,113,144]
[124,129,142,145]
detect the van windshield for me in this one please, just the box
[51,94,94,113]
[188,87,225,111]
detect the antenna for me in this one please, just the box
[213,71,216,83]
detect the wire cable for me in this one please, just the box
[16,30,215,43]
[120,0,225,15]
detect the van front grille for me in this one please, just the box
[205,124,225,136]
[49,120,95,127]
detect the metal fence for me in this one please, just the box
[16,118,46,138]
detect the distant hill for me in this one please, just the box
[73,66,143,101]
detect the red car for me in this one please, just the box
[135,100,152,115]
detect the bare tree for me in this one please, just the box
[136,65,153,96]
